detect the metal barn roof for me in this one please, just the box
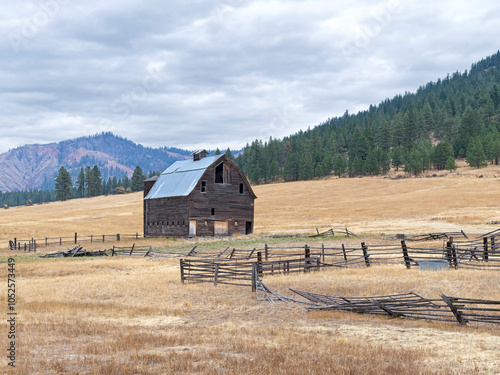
[144,155,222,200]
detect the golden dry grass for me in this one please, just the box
[0,163,500,374]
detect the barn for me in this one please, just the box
[143,150,256,238]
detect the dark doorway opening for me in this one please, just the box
[245,221,253,235]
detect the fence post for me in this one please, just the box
[111,246,116,256]
[342,244,347,263]
[264,244,269,261]
[75,232,77,244]
[401,240,411,269]
[445,239,453,266]
[305,245,311,272]
[251,263,257,292]
[257,252,263,277]
[483,237,489,262]
[14,238,16,248]
[91,235,93,243]
[491,236,496,253]
[130,244,135,256]
[60,237,62,246]
[136,232,139,239]
[180,259,185,284]
[45,237,47,246]
[24,243,27,252]
[321,243,325,263]
[117,233,120,242]
[214,263,219,286]
[361,242,370,267]
[345,228,349,238]
[18,243,20,251]
[33,240,36,252]
[103,235,105,242]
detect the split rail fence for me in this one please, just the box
[180,229,500,287]
[9,232,143,251]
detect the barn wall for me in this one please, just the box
[144,196,190,237]
[189,161,254,236]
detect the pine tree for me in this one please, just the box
[466,137,487,168]
[91,165,103,196]
[333,154,346,178]
[76,167,85,198]
[445,156,457,172]
[55,166,73,201]
[391,148,403,171]
[131,166,146,192]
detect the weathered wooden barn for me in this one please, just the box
[143,150,256,238]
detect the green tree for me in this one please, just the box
[55,166,73,201]
[466,137,487,168]
[131,166,146,192]
[445,156,457,172]
[333,154,346,178]
[76,167,85,198]
[91,165,103,196]
[391,148,404,171]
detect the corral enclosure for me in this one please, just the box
[1,165,500,374]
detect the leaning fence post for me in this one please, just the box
[345,228,349,237]
[130,243,135,256]
[361,242,370,267]
[401,240,411,269]
[483,237,489,262]
[441,294,467,326]
[342,244,347,263]
[180,259,185,284]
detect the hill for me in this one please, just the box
[237,50,500,183]
[0,132,192,192]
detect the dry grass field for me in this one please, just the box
[1,162,500,374]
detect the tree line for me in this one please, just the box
[1,165,155,207]
[235,51,500,183]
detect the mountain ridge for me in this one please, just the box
[0,132,192,192]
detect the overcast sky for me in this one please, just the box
[1,0,500,154]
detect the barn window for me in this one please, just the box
[211,208,215,216]
[239,183,244,194]
[204,220,208,226]
[215,163,223,183]
[201,180,207,193]
[235,221,239,226]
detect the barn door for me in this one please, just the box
[214,221,228,235]
[189,220,197,236]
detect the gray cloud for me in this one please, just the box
[1,0,500,153]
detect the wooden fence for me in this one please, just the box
[179,231,500,287]
[289,289,500,326]
[9,232,143,251]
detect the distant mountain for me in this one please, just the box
[0,132,192,192]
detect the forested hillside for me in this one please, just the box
[236,51,500,182]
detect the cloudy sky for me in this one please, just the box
[1,0,500,154]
